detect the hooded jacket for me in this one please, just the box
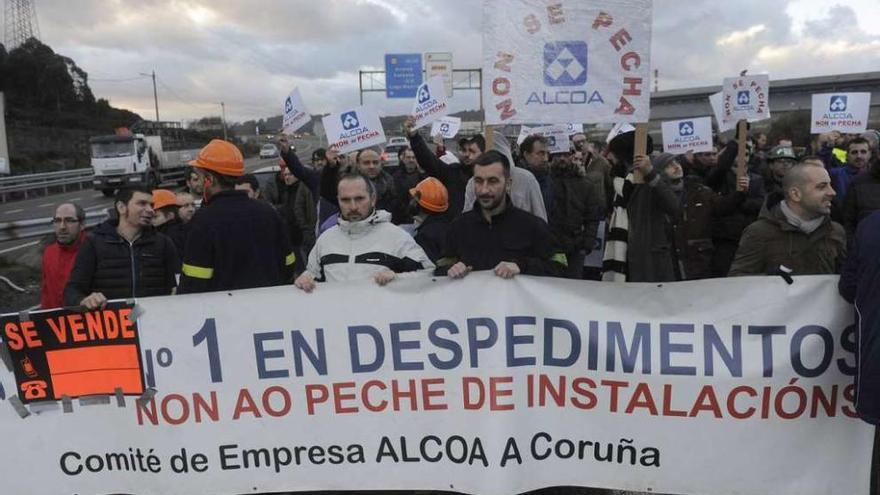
[63,220,178,306]
[729,194,846,276]
[547,159,604,255]
[839,211,880,424]
[41,231,86,309]
[305,209,434,282]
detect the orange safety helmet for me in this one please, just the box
[409,177,448,213]
[152,189,178,210]
[188,139,244,177]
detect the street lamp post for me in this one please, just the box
[220,101,228,141]
[139,70,159,121]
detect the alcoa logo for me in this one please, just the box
[341,111,360,130]
[439,123,450,133]
[737,91,750,105]
[417,85,431,104]
[284,97,293,114]
[543,41,588,86]
[830,95,847,112]
[546,135,557,147]
[679,121,695,136]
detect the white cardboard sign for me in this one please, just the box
[518,125,570,153]
[430,116,462,139]
[482,0,653,124]
[661,117,714,154]
[412,76,451,130]
[425,52,454,97]
[810,92,871,133]
[322,106,387,154]
[281,88,310,134]
[721,75,770,123]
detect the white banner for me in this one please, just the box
[661,117,714,154]
[281,88,310,134]
[425,52,454,97]
[811,92,871,134]
[412,75,451,130]
[721,75,770,123]
[482,0,652,125]
[322,105,387,154]
[0,275,871,495]
[431,116,462,139]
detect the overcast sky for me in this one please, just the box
[14,0,880,124]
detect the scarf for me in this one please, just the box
[601,173,634,282]
[779,200,825,234]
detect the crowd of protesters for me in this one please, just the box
[36,119,880,427]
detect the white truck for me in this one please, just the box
[89,122,201,196]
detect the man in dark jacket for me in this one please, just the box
[264,165,316,271]
[841,150,880,241]
[603,132,681,282]
[547,153,604,279]
[729,161,845,276]
[393,147,426,224]
[179,139,296,293]
[408,177,451,263]
[403,118,475,217]
[839,210,880,425]
[656,154,748,280]
[705,140,767,276]
[438,151,563,279]
[64,187,178,309]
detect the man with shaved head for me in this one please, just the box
[729,160,846,276]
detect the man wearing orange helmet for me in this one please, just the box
[151,188,188,255]
[179,139,297,293]
[408,177,451,263]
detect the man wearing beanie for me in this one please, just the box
[602,131,680,282]
[655,153,746,280]
[179,139,297,293]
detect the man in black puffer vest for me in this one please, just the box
[64,186,179,309]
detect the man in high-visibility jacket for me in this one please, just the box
[179,139,296,293]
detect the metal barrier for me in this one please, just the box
[0,210,107,242]
[0,169,95,203]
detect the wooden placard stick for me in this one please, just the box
[736,119,748,178]
[634,123,648,157]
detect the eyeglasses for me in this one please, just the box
[52,217,80,225]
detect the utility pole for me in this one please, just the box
[140,70,159,121]
[220,101,228,140]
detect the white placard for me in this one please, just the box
[566,123,584,136]
[0,275,871,495]
[411,76,451,130]
[517,125,570,153]
[430,116,462,139]
[661,117,714,154]
[721,75,770,123]
[709,92,736,133]
[425,52,454,97]
[810,92,871,134]
[322,106,387,154]
[281,88,310,134]
[482,0,653,125]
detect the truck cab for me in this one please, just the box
[90,134,155,196]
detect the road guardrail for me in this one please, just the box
[0,209,107,242]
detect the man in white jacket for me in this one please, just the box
[294,171,434,292]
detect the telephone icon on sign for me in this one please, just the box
[20,380,48,400]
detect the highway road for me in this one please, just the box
[0,137,319,259]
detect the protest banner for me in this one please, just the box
[482,0,652,125]
[322,106,387,154]
[0,275,871,495]
[281,88,310,134]
[811,92,871,134]
[411,76,450,130]
[425,52,454,97]
[661,117,713,154]
[721,74,770,123]
[430,116,462,139]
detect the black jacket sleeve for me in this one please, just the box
[280,147,321,197]
[320,163,340,204]
[516,218,564,277]
[162,235,180,293]
[63,236,97,306]
[408,133,452,185]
